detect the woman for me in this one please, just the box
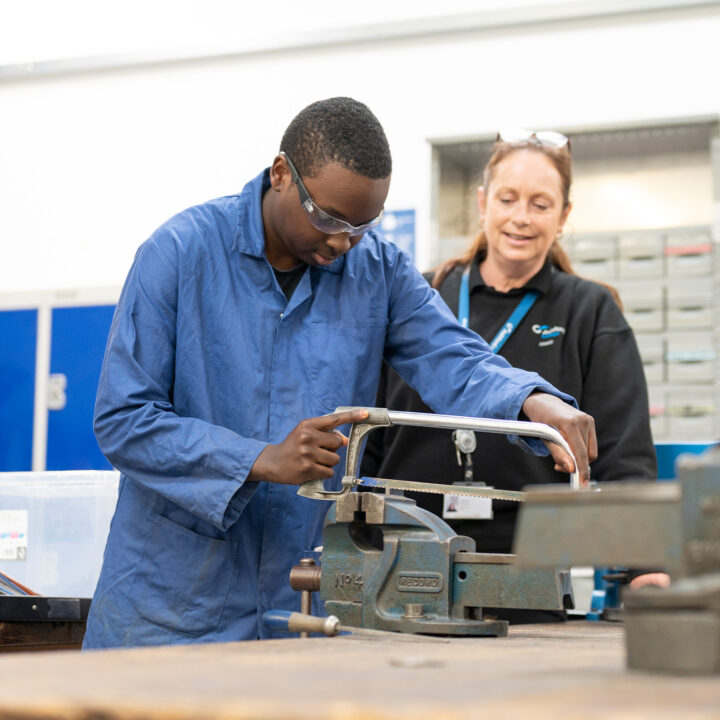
[361,130,667,607]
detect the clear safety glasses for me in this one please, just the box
[497,128,570,149]
[280,152,384,236]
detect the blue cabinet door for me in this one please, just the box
[0,310,37,471]
[47,306,116,470]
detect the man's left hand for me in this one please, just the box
[521,392,597,485]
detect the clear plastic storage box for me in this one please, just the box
[0,471,119,598]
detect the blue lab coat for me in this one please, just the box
[83,170,571,648]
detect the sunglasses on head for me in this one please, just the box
[497,128,570,149]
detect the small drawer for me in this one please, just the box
[571,236,616,261]
[618,233,664,257]
[667,414,715,440]
[666,252,714,277]
[618,255,664,278]
[666,279,713,329]
[666,392,715,417]
[618,234,664,279]
[666,333,716,383]
[666,302,714,329]
[620,282,663,330]
[570,236,616,280]
[666,392,715,440]
[574,257,617,280]
[665,230,714,277]
[622,289,664,332]
[666,358,714,383]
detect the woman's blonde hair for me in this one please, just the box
[432,140,622,309]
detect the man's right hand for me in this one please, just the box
[249,408,370,485]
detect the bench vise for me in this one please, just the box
[303,490,574,637]
[292,408,579,638]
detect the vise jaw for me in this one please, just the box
[317,491,573,637]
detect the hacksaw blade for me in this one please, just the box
[357,477,525,502]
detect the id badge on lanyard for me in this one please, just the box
[443,427,494,520]
[442,485,494,520]
[446,266,539,519]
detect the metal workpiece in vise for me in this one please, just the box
[290,407,580,638]
[513,444,720,674]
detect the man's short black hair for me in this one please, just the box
[280,97,392,180]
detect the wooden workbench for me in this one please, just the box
[0,621,717,719]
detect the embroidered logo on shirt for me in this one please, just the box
[532,324,566,347]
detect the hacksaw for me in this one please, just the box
[357,475,525,502]
[297,406,579,501]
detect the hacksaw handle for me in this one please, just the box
[297,407,391,500]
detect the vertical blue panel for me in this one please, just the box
[47,306,116,470]
[380,210,416,261]
[0,309,37,470]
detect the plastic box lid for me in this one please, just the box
[0,471,119,598]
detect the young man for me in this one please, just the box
[83,97,596,649]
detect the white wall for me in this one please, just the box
[571,153,714,233]
[1,1,719,292]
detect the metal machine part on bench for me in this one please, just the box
[291,408,579,638]
[514,445,720,674]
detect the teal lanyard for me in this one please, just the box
[458,266,539,353]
